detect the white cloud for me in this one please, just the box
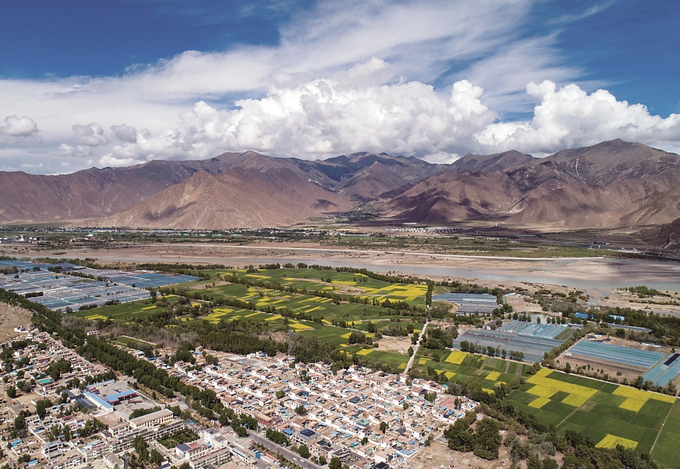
[72,123,107,146]
[20,162,43,169]
[99,65,497,163]
[99,154,141,168]
[55,144,92,157]
[0,115,39,137]
[111,124,138,143]
[476,81,680,154]
[0,0,677,173]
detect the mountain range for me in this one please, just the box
[1,140,679,236]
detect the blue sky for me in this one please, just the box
[1,0,679,173]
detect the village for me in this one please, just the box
[0,330,478,469]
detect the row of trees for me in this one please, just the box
[458,340,525,361]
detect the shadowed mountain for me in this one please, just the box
[449,150,536,173]
[307,152,443,202]
[383,140,680,228]
[638,218,680,251]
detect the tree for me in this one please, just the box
[565,362,572,374]
[318,455,327,466]
[543,458,558,469]
[36,399,52,419]
[527,454,542,469]
[329,457,342,469]
[403,402,409,410]
[134,435,149,461]
[6,386,16,399]
[276,390,285,399]
[408,346,414,356]
[150,449,163,466]
[361,437,368,445]
[380,421,388,433]
[295,405,307,416]
[298,444,310,459]
[14,413,26,432]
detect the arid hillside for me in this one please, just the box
[382,140,680,229]
[1,140,679,232]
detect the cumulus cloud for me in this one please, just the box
[55,144,92,157]
[97,70,680,166]
[0,0,679,173]
[99,154,142,168]
[99,63,497,164]
[476,81,680,154]
[0,115,39,137]
[111,124,138,143]
[72,123,108,146]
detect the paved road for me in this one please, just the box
[249,432,321,469]
[403,319,428,375]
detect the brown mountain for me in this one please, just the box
[307,152,442,202]
[383,140,680,228]
[449,150,535,173]
[638,218,680,251]
[0,151,436,225]
[92,166,352,229]
[2,140,679,230]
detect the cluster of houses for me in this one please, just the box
[143,348,478,468]
[0,332,477,469]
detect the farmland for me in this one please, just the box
[92,265,429,370]
[410,340,680,466]
[505,368,679,466]
[88,263,680,466]
[411,348,530,389]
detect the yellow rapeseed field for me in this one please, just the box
[596,434,638,450]
[445,350,467,365]
[526,368,597,408]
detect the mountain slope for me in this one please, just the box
[450,150,536,173]
[382,140,680,228]
[638,218,680,251]
[2,141,679,230]
[0,151,438,224]
[90,166,352,229]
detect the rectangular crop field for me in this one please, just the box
[505,368,678,467]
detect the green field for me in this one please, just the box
[502,368,678,466]
[410,349,679,466]
[111,336,156,349]
[74,297,179,320]
[89,265,680,465]
[91,267,419,370]
[412,349,530,389]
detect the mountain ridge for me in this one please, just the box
[1,140,678,233]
